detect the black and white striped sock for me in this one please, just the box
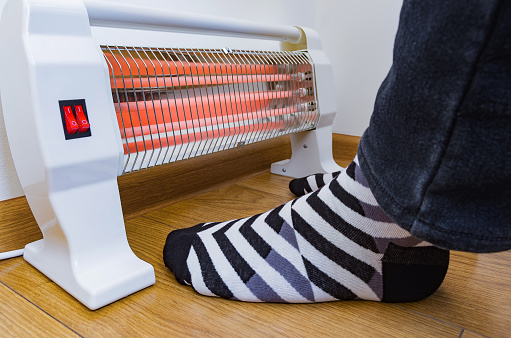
[289,171,342,196]
[163,157,449,303]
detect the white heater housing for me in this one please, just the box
[0,0,340,309]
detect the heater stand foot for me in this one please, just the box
[271,128,341,178]
[24,239,155,310]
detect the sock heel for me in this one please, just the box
[382,243,450,302]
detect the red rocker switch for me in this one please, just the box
[74,105,90,133]
[59,99,92,140]
[63,106,79,134]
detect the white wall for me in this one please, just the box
[0,0,24,201]
[318,0,403,136]
[0,0,402,201]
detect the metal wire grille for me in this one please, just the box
[102,46,319,174]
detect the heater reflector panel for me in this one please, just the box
[102,46,319,174]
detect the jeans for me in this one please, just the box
[358,0,511,253]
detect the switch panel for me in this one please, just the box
[58,99,92,139]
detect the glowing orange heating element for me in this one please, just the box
[103,46,318,171]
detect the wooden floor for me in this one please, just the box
[1,135,510,337]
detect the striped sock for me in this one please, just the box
[163,157,449,303]
[289,171,342,196]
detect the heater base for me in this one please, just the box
[24,239,155,310]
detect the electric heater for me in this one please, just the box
[0,0,340,309]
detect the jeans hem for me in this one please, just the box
[358,142,511,253]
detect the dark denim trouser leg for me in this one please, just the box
[358,0,511,252]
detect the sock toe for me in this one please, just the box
[288,171,342,196]
[164,224,205,285]
[289,178,308,196]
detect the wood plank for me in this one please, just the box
[0,280,78,337]
[143,184,293,228]
[0,196,40,252]
[235,171,296,198]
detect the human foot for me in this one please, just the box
[163,157,449,302]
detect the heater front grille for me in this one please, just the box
[102,46,319,174]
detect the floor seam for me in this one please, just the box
[392,304,465,334]
[0,279,84,337]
